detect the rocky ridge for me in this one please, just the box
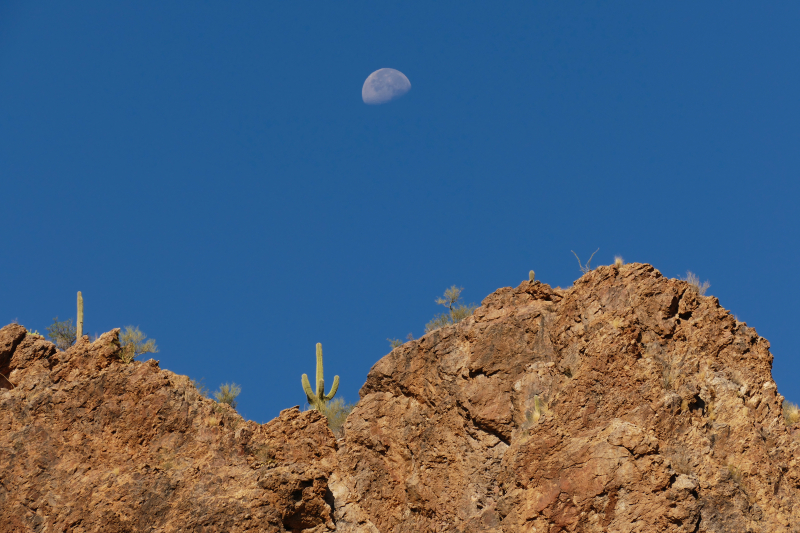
[2,262,799,532]
[0,327,336,532]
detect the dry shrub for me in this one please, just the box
[387,338,403,349]
[784,400,800,427]
[654,355,676,390]
[572,248,599,274]
[119,326,158,363]
[47,317,76,351]
[214,383,242,410]
[682,271,710,296]
[313,398,355,438]
[190,378,210,398]
[252,444,275,467]
[425,286,477,333]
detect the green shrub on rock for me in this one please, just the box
[119,326,158,363]
[46,317,76,351]
[424,286,477,333]
[214,383,242,410]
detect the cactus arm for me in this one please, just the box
[77,291,84,339]
[315,343,324,398]
[324,375,339,401]
[301,374,316,405]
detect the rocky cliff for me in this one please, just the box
[0,328,336,532]
[2,263,799,532]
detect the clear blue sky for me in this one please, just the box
[2,2,799,423]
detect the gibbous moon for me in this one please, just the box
[362,68,411,105]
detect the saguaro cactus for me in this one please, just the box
[301,343,339,410]
[76,291,84,339]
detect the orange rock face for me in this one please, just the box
[2,263,799,532]
[0,326,337,532]
[333,263,800,532]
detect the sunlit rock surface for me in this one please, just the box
[2,263,799,532]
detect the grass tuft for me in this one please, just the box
[682,271,710,296]
[784,400,800,427]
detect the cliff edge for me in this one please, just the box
[334,262,799,532]
[2,262,799,532]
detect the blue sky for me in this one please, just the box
[2,2,799,423]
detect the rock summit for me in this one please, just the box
[2,263,799,531]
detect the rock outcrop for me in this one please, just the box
[0,326,336,532]
[2,262,799,532]
[333,263,800,532]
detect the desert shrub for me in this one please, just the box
[784,400,800,427]
[424,286,477,333]
[251,443,275,467]
[682,271,710,296]
[119,326,158,363]
[214,383,242,410]
[571,248,599,274]
[315,397,355,438]
[190,378,210,398]
[387,338,403,349]
[654,355,676,390]
[26,329,43,338]
[46,317,76,351]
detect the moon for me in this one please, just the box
[362,68,411,105]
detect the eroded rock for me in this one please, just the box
[333,263,800,532]
[0,327,337,533]
[2,262,799,532]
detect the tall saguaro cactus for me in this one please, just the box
[76,291,84,339]
[301,343,339,410]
